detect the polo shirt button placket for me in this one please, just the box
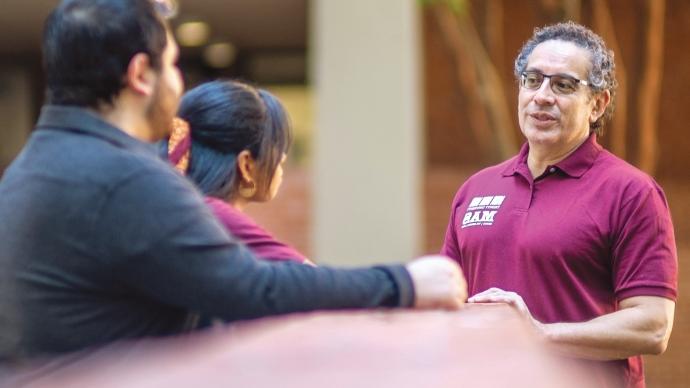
[526,178,536,209]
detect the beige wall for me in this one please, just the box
[311,0,423,266]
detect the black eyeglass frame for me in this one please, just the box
[520,70,589,95]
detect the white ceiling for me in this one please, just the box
[0,0,308,55]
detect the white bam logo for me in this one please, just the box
[461,195,506,228]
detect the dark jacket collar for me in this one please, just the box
[35,105,155,154]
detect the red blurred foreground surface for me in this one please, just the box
[4,304,598,388]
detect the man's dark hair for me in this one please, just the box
[176,80,293,201]
[43,0,169,108]
[514,22,617,136]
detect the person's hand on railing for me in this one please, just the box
[406,255,467,310]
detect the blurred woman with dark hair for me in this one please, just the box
[165,80,311,265]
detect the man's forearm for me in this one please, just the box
[541,296,675,361]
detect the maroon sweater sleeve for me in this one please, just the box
[204,197,308,264]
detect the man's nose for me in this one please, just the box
[533,79,556,105]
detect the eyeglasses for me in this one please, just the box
[520,71,589,95]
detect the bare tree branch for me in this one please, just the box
[433,4,518,159]
[484,0,505,68]
[638,0,665,175]
[455,8,518,158]
[431,5,494,158]
[593,0,628,158]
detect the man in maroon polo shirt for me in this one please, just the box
[441,22,677,388]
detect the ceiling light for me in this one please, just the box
[176,21,210,47]
[203,42,237,69]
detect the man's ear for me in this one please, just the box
[125,53,156,96]
[590,89,611,123]
[236,150,257,184]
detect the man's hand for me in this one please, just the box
[469,290,676,360]
[469,287,545,333]
[406,255,467,310]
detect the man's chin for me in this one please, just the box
[523,127,560,144]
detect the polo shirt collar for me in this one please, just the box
[501,142,530,177]
[501,133,602,178]
[555,134,602,177]
[35,105,155,154]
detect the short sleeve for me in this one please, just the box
[440,191,463,264]
[612,184,678,302]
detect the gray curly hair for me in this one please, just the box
[514,22,617,136]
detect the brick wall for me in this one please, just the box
[243,166,312,259]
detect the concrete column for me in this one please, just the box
[311,0,422,266]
